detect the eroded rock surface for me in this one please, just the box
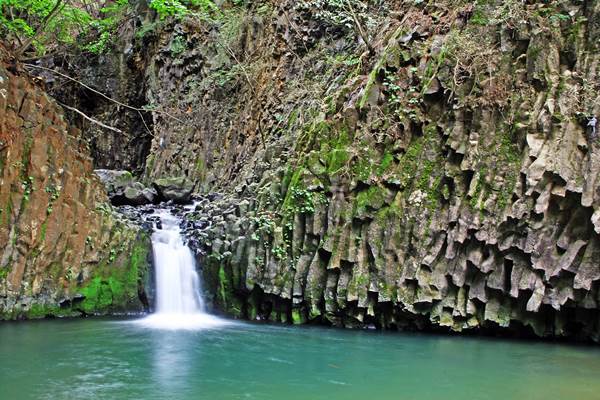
[169,1,600,342]
[153,176,194,203]
[96,169,158,206]
[0,51,152,319]
[29,0,600,340]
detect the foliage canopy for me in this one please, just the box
[0,0,217,58]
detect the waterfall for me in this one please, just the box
[152,211,204,314]
[136,208,227,330]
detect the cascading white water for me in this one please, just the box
[136,208,227,330]
[152,211,204,314]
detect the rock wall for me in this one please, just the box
[178,0,600,341]
[0,49,152,319]
[38,0,600,340]
[44,0,155,174]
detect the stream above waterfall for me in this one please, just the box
[1,318,600,400]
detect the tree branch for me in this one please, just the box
[216,41,255,94]
[16,0,65,57]
[343,0,374,55]
[58,101,123,134]
[138,110,154,137]
[23,63,184,123]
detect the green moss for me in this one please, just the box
[40,221,47,242]
[309,304,321,320]
[354,186,387,216]
[470,6,490,26]
[218,265,228,307]
[1,197,11,227]
[328,148,350,174]
[396,136,424,187]
[495,127,522,211]
[20,133,33,181]
[281,168,305,211]
[195,157,207,183]
[215,263,242,317]
[292,308,306,325]
[146,154,155,174]
[352,151,376,182]
[79,277,116,313]
[288,109,299,128]
[170,36,186,56]
[377,152,394,176]
[0,151,5,176]
[359,67,380,110]
[26,303,60,319]
[346,273,368,311]
[78,235,149,314]
[323,127,352,175]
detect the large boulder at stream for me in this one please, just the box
[95,169,157,206]
[94,169,135,193]
[153,177,194,203]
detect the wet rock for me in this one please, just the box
[123,184,158,206]
[95,170,157,206]
[153,177,195,203]
[95,169,134,193]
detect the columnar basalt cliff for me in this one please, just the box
[0,49,152,319]
[11,0,600,340]
[177,0,599,341]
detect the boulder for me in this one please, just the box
[123,183,158,206]
[94,169,134,194]
[95,170,157,206]
[153,177,195,203]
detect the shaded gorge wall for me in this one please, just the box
[0,48,152,319]
[22,0,600,341]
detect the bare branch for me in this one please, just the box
[343,0,374,55]
[216,41,255,94]
[23,63,184,123]
[58,101,123,134]
[138,110,154,137]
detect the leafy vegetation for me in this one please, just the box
[0,0,130,57]
[0,0,219,58]
[149,0,218,19]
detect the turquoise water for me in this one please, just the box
[1,318,600,400]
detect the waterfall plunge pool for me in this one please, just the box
[3,208,597,399]
[1,318,599,400]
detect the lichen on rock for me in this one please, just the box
[161,0,600,341]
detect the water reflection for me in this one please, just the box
[151,330,198,396]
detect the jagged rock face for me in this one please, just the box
[45,1,154,174]
[174,1,600,342]
[0,51,152,319]
[153,176,194,203]
[37,1,600,340]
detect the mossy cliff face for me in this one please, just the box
[172,0,600,342]
[0,51,151,319]
[50,1,599,339]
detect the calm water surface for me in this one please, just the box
[0,318,599,400]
